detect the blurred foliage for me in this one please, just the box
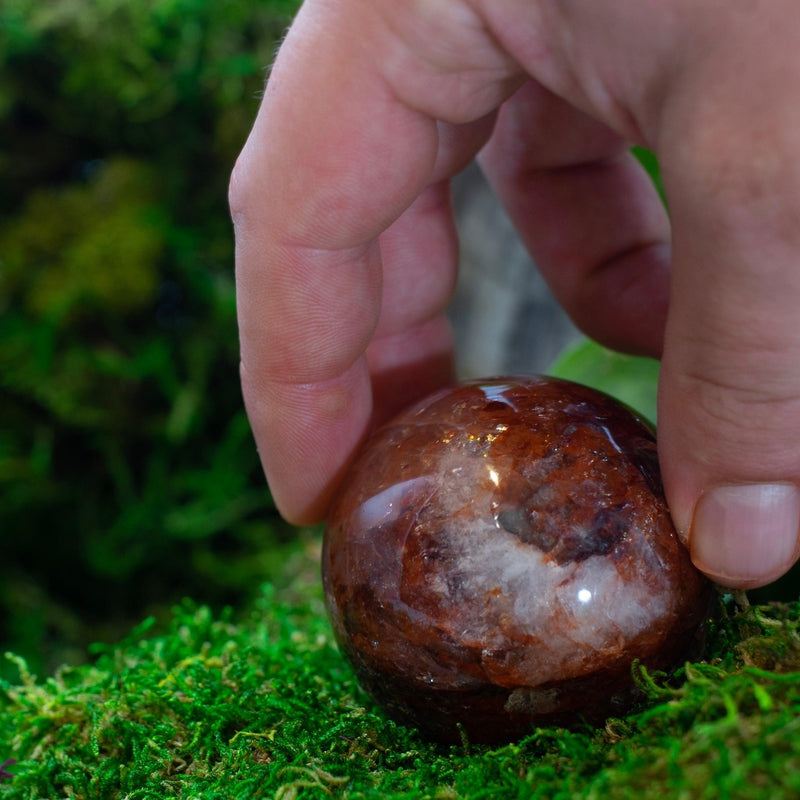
[632,145,665,204]
[0,0,301,676]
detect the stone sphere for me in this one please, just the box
[323,376,711,743]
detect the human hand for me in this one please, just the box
[230,0,800,589]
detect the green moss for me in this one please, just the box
[2,553,799,799]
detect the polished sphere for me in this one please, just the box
[323,376,711,743]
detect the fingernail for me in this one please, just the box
[691,483,800,588]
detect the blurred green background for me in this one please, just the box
[0,0,304,677]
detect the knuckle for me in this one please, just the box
[671,362,800,470]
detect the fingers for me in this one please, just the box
[655,17,800,587]
[365,118,496,422]
[230,1,515,523]
[659,249,800,589]
[234,0,800,598]
[230,5,426,523]
[367,181,459,427]
[479,81,672,358]
[479,13,800,588]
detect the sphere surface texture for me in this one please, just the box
[323,376,711,743]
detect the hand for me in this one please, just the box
[230,0,800,589]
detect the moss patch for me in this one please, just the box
[2,545,800,799]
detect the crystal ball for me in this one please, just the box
[323,376,711,743]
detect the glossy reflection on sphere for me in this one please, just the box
[323,376,711,743]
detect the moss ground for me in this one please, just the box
[2,534,800,800]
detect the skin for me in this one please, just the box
[230,0,800,589]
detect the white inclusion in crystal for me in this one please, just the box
[577,588,592,604]
[569,555,669,644]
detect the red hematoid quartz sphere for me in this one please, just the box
[323,376,712,743]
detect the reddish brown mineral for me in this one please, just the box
[323,376,711,743]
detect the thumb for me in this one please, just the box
[657,126,800,590]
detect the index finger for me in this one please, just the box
[229,0,521,523]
